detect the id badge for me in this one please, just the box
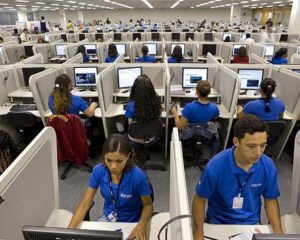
[232,193,244,209]
[106,211,118,222]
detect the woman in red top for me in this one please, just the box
[233,46,249,64]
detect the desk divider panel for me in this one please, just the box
[291,54,300,64]
[115,53,125,63]
[249,43,266,58]
[220,43,232,63]
[0,65,18,95]
[65,43,81,59]
[207,52,221,64]
[249,53,270,64]
[291,131,300,216]
[63,53,83,64]
[33,44,52,63]
[269,66,300,159]
[0,67,12,104]
[287,45,298,64]
[2,44,25,64]
[0,127,72,240]
[16,53,43,64]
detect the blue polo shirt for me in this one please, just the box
[105,54,119,63]
[182,100,219,123]
[271,57,287,65]
[89,163,152,222]
[195,146,280,224]
[125,101,135,119]
[83,55,90,63]
[48,94,88,116]
[243,98,285,121]
[137,55,155,63]
[168,57,185,63]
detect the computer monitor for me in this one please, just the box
[265,44,275,57]
[69,30,74,33]
[61,34,67,42]
[114,33,122,41]
[204,32,213,41]
[115,43,126,55]
[138,29,145,32]
[171,43,185,55]
[143,43,157,55]
[182,68,208,88]
[24,45,34,57]
[13,28,18,34]
[22,67,45,87]
[55,44,66,57]
[232,44,247,56]
[133,32,141,41]
[279,34,288,42]
[151,29,157,32]
[44,34,49,42]
[238,29,245,33]
[165,29,171,32]
[82,29,88,33]
[84,44,97,55]
[74,67,97,88]
[151,32,160,41]
[293,69,300,74]
[252,233,300,240]
[22,225,122,240]
[223,33,232,41]
[182,28,189,32]
[97,29,103,33]
[202,44,217,56]
[185,33,194,41]
[79,33,85,41]
[252,29,258,33]
[172,32,181,41]
[95,33,103,41]
[117,67,142,89]
[238,69,264,90]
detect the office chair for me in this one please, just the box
[128,119,166,171]
[265,120,286,159]
[47,114,93,180]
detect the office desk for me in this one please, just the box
[113,88,165,98]
[171,88,220,99]
[8,88,33,101]
[71,88,98,98]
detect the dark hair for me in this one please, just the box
[237,46,247,57]
[102,134,133,171]
[274,47,287,59]
[196,81,211,99]
[108,43,118,57]
[171,45,184,63]
[260,78,276,113]
[129,74,160,123]
[76,45,87,56]
[41,16,45,20]
[246,33,251,38]
[234,114,268,139]
[52,74,72,114]
[0,130,19,174]
[224,36,231,42]
[0,36,3,42]
[141,45,149,56]
[23,28,28,32]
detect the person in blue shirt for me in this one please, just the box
[192,115,283,240]
[170,81,220,157]
[237,78,285,121]
[105,43,119,63]
[76,45,90,63]
[168,45,185,63]
[137,45,155,63]
[48,74,97,117]
[68,134,153,240]
[271,47,288,64]
[40,16,48,33]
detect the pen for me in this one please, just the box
[115,228,122,232]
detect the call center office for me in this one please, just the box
[1,1,300,239]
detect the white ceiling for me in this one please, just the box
[0,0,293,11]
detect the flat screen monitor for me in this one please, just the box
[252,234,300,240]
[84,44,97,55]
[165,29,171,32]
[151,29,157,32]
[115,44,126,55]
[292,69,300,74]
[74,67,97,87]
[55,44,66,57]
[279,34,288,42]
[151,32,160,41]
[95,33,103,41]
[114,33,122,41]
[171,43,185,55]
[232,44,247,56]
[202,44,217,56]
[97,29,103,33]
[22,225,122,240]
[182,28,189,32]
[265,44,275,57]
[44,34,49,42]
[186,33,194,41]
[143,43,157,55]
[252,29,258,33]
[133,33,141,40]
[79,33,85,41]
[238,69,264,90]
[69,30,74,33]
[13,28,18,34]
[61,34,67,42]
[172,32,180,41]
[24,45,34,57]
[182,68,208,88]
[138,29,145,32]
[238,29,245,33]
[82,29,88,33]
[223,33,232,41]
[204,32,213,41]
[22,67,45,87]
[117,67,142,89]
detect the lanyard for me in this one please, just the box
[109,174,124,212]
[236,172,252,195]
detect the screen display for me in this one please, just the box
[202,44,216,56]
[114,33,122,41]
[55,44,66,56]
[44,34,49,42]
[24,45,34,57]
[151,32,160,40]
[143,43,157,55]
[84,44,97,55]
[117,67,142,88]
[223,33,232,41]
[238,69,264,90]
[171,43,185,55]
[182,68,208,88]
[293,69,300,74]
[74,67,97,87]
[204,32,213,41]
[115,44,126,55]
[22,67,45,87]
[232,44,247,56]
[265,44,275,57]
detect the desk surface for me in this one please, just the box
[171,87,220,98]
[8,88,33,98]
[71,88,98,98]
[113,88,165,98]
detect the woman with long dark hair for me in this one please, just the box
[168,45,185,63]
[233,46,249,64]
[271,47,288,64]
[76,45,90,63]
[105,43,119,63]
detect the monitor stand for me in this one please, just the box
[78,87,96,92]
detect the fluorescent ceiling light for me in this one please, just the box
[0,3,9,5]
[171,1,179,8]
[240,1,248,3]
[143,1,153,8]
[16,4,26,6]
[273,1,282,3]
[67,0,76,3]
[35,2,46,4]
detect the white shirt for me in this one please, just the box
[260,31,275,43]
[243,38,255,44]
[20,32,32,42]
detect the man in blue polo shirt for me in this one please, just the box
[192,114,283,240]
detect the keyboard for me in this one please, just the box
[10,104,38,112]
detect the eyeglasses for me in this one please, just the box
[105,158,126,165]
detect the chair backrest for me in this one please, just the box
[128,119,163,142]
[6,112,37,128]
[47,114,88,164]
[266,120,286,138]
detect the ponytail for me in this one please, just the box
[260,78,276,113]
[264,85,272,113]
[52,74,72,114]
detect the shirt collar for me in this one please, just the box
[102,166,130,187]
[229,146,258,174]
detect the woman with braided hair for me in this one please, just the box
[237,78,285,121]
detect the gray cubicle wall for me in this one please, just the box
[287,45,299,63]
[249,53,270,64]
[2,44,26,64]
[0,65,17,96]
[249,43,266,58]
[63,53,83,64]
[17,53,43,64]
[207,52,222,64]
[291,54,300,64]
[33,43,52,63]
[220,43,232,63]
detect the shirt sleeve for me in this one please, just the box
[195,166,218,199]
[243,101,254,115]
[48,95,54,113]
[134,169,152,197]
[76,96,89,113]
[125,102,135,119]
[89,164,103,189]
[213,105,220,119]
[182,104,191,120]
[262,163,280,199]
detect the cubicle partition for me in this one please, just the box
[249,43,266,58]
[220,43,232,63]
[207,52,222,64]
[0,66,12,105]
[249,53,270,64]
[287,45,299,63]
[65,41,88,59]
[0,65,18,98]
[63,53,83,64]
[16,53,43,64]
[2,44,25,64]
[33,43,52,63]
[291,53,300,64]
[0,127,73,240]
